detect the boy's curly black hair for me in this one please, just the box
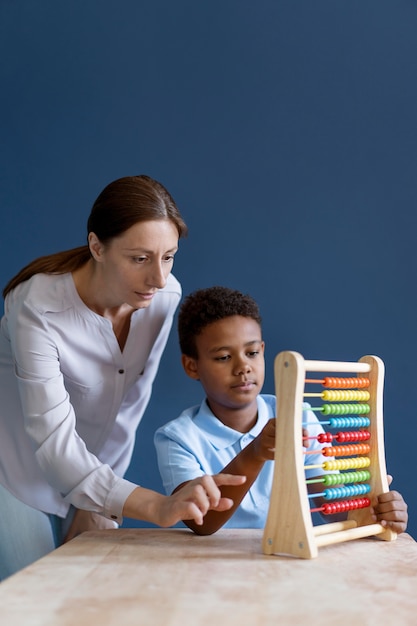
[178,286,262,358]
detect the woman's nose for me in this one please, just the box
[147,263,167,289]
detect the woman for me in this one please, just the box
[0,175,244,580]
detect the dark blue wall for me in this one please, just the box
[1,1,416,538]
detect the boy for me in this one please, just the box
[154,286,408,535]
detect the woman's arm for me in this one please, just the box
[123,474,246,528]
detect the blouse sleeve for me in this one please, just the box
[9,297,139,521]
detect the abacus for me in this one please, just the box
[262,350,397,559]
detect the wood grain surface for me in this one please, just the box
[1,529,416,625]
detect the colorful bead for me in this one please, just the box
[321,470,371,486]
[322,457,371,470]
[322,443,371,457]
[320,497,371,515]
[321,390,370,401]
[321,403,370,415]
[322,377,370,389]
[317,431,371,443]
[327,417,371,428]
[322,484,371,500]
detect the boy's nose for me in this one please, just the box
[234,359,251,375]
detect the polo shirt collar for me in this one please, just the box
[194,397,270,450]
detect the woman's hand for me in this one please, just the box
[123,473,246,528]
[163,474,247,526]
[64,509,118,543]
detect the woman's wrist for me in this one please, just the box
[123,486,166,525]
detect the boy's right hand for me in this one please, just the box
[252,418,276,461]
[252,419,310,462]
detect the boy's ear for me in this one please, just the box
[181,354,200,380]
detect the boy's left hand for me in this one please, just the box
[370,476,408,534]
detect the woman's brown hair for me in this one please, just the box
[3,175,187,298]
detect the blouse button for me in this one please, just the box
[118,369,125,374]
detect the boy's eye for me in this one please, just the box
[248,351,260,357]
[215,355,230,362]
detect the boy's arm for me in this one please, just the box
[174,418,276,535]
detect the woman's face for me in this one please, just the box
[90,219,179,309]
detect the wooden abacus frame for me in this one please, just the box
[262,350,397,559]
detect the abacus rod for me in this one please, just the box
[315,523,386,547]
[314,520,357,536]
[303,360,370,373]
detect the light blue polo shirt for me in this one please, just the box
[154,394,329,529]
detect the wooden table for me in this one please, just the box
[1,529,416,625]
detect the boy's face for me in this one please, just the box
[182,315,265,415]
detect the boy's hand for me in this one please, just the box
[370,476,408,534]
[252,420,310,461]
[252,418,276,461]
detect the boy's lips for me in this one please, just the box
[232,380,256,390]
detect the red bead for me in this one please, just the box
[318,433,333,443]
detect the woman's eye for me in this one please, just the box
[248,351,259,358]
[133,257,147,263]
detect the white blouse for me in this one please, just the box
[0,271,181,523]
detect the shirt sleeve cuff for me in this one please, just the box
[103,477,138,525]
